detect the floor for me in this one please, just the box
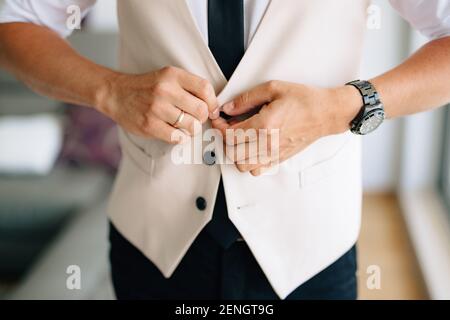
[357,193,428,300]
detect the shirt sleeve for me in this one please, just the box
[0,0,97,38]
[389,0,450,40]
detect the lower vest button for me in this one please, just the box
[196,197,207,211]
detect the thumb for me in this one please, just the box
[222,82,276,116]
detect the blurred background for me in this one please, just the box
[0,0,449,300]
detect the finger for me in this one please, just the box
[227,118,241,126]
[236,155,272,173]
[148,118,188,145]
[224,114,263,145]
[173,112,201,136]
[211,116,231,131]
[177,70,219,117]
[212,115,244,127]
[222,82,278,116]
[225,141,260,162]
[152,100,201,136]
[251,164,272,176]
[170,87,209,123]
[250,149,285,175]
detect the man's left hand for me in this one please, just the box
[211,80,360,176]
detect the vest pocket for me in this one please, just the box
[118,130,154,176]
[298,136,353,188]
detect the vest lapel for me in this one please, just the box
[178,0,277,99]
[178,0,226,89]
[223,0,277,79]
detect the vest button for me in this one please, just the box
[196,197,207,211]
[203,150,216,166]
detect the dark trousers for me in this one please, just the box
[109,222,357,300]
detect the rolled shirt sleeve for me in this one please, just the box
[390,0,450,39]
[0,0,97,38]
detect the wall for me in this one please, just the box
[359,0,410,192]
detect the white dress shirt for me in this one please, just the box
[0,0,449,42]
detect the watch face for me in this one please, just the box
[359,109,385,135]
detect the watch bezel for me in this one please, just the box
[346,80,385,135]
[351,104,385,135]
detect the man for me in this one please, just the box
[0,0,449,300]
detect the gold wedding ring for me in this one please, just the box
[172,109,185,128]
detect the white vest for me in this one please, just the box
[108,0,368,299]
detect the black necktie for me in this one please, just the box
[208,0,245,80]
[205,0,244,248]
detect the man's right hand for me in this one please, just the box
[0,24,219,145]
[96,66,218,144]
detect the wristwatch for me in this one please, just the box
[346,80,385,135]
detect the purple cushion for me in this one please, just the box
[58,105,121,172]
